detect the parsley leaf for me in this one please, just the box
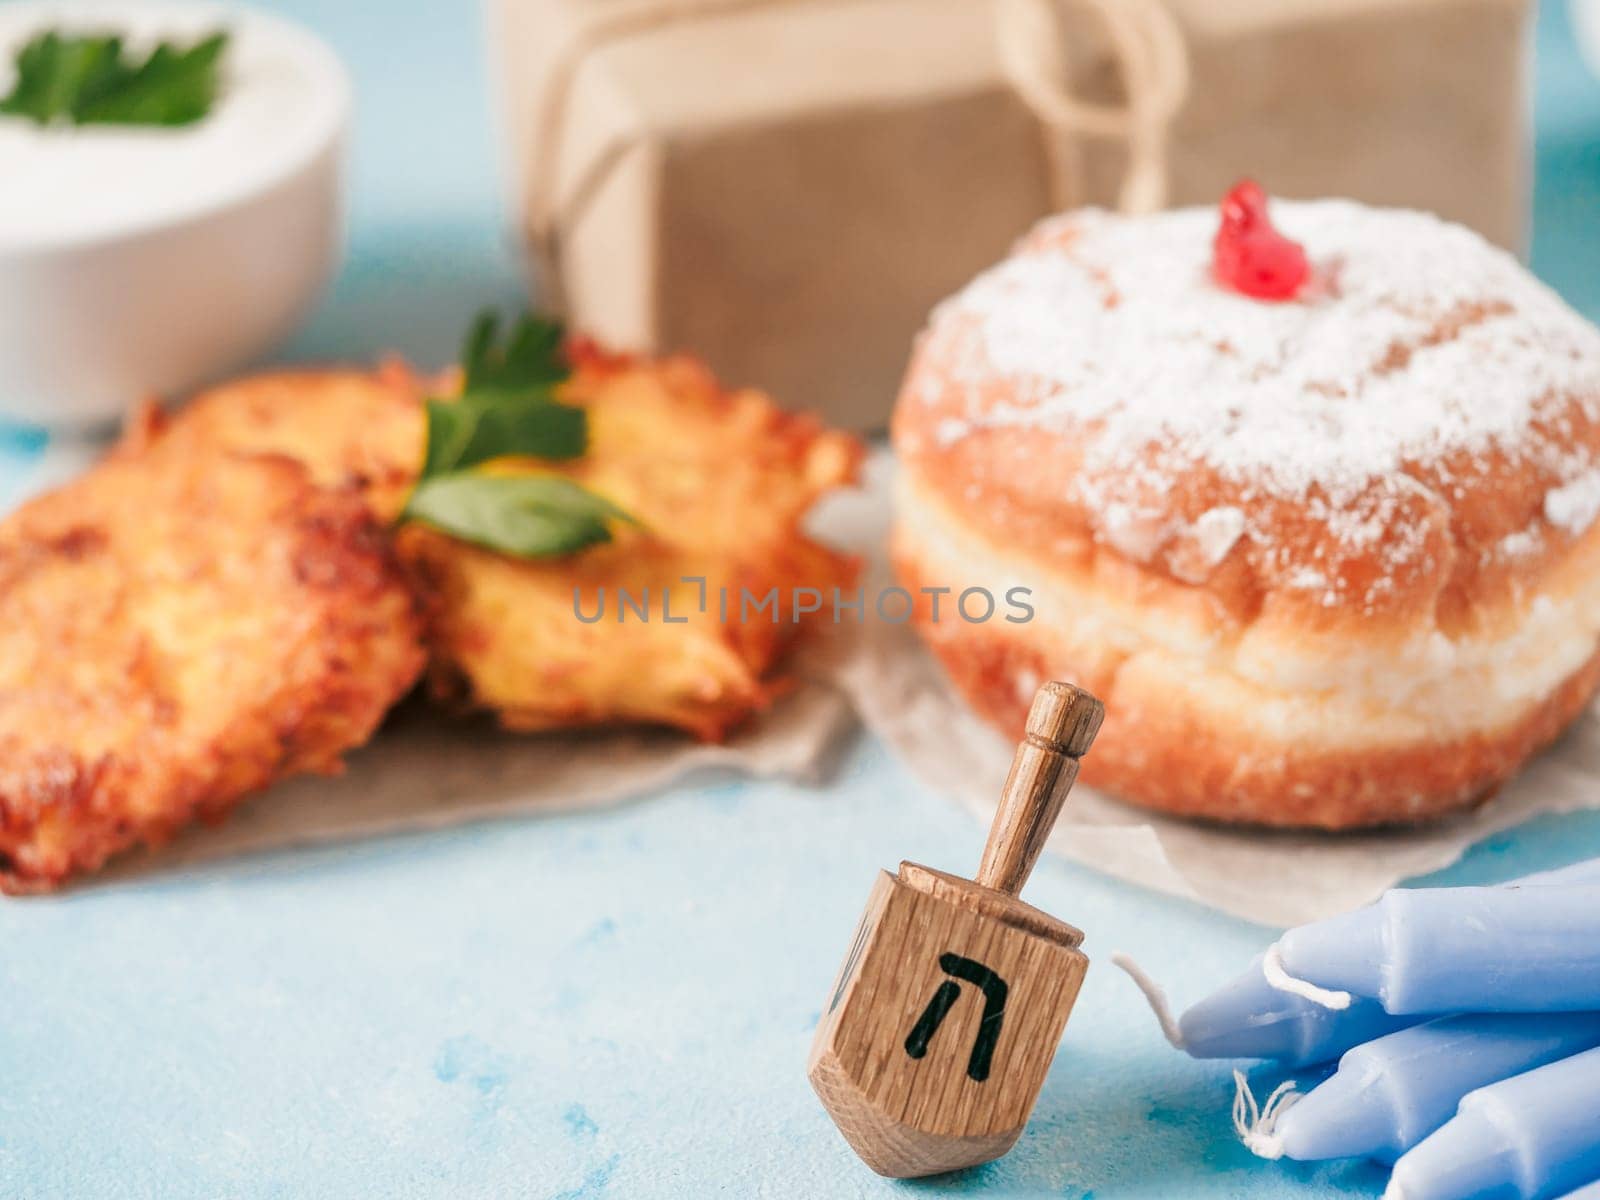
[419,393,587,480]
[400,309,638,560]
[0,29,228,128]
[0,32,123,125]
[79,32,228,127]
[403,474,635,558]
[461,311,568,393]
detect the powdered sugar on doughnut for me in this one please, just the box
[1193,506,1247,565]
[1546,468,1600,535]
[925,202,1600,596]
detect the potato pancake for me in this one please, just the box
[0,447,426,892]
[402,352,861,739]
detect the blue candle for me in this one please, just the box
[1517,861,1600,886]
[1179,860,1600,1061]
[1269,1012,1600,1162]
[1179,953,1415,1066]
[1386,1044,1600,1200]
[1275,884,1600,1014]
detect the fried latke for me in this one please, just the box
[402,351,862,739]
[151,348,861,741]
[0,448,427,892]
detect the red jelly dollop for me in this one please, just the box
[1212,179,1310,301]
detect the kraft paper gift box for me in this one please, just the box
[491,0,1530,431]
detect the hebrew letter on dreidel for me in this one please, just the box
[904,954,1009,1082]
[808,681,1103,1178]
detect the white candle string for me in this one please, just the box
[1231,1069,1301,1160]
[1262,943,1354,1010]
[1110,951,1185,1049]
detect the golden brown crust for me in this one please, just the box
[125,362,430,521]
[0,447,427,892]
[893,537,1600,830]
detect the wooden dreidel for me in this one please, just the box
[808,681,1104,1178]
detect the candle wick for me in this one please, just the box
[1262,943,1354,1010]
[1231,1069,1301,1160]
[1110,951,1185,1049]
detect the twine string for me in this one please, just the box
[995,0,1189,215]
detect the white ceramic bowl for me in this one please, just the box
[0,2,348,429]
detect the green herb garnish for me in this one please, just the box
[0,29,228,128]
[461,311,568,394]
[405,474,636,559]
[419,393,587,479]
[400,312,636,559]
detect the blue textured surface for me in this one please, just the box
[2,3,1600,1197]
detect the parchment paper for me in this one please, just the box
[102,451,1600,925]
[97,674,855,886]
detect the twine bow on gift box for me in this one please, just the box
[522,0,1191,314]
[996,0,1189,217]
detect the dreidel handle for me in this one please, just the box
[974,682,1104,897]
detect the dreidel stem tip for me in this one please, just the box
[974,683,1104,896]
